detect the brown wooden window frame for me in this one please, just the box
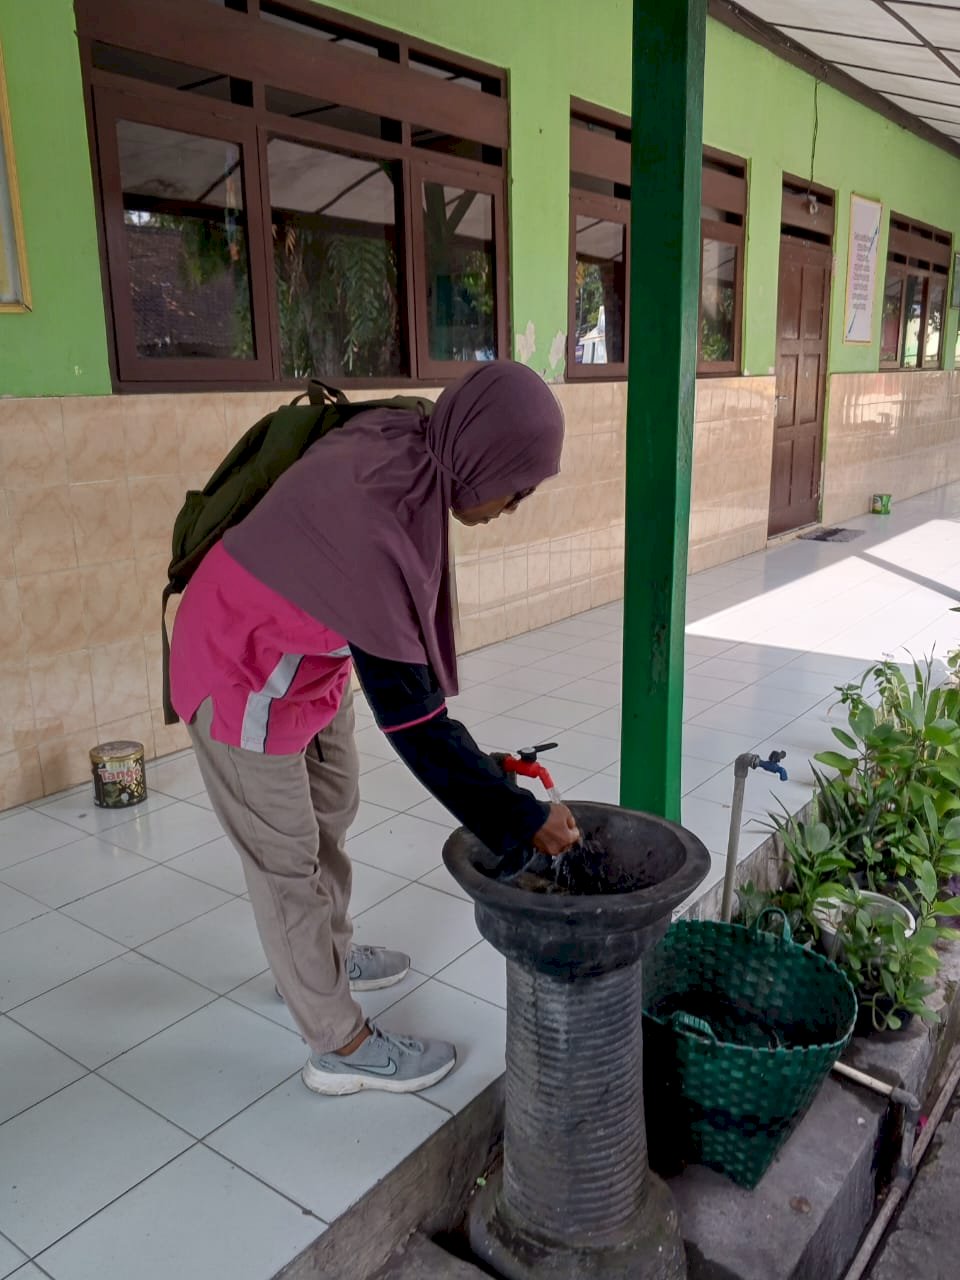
[880,213,952,372]
[697,148,747,378]
[75,0,510,391]
[566,100,631,382]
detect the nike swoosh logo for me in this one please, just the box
[348,964,362,980]
[357,1057,398,1077]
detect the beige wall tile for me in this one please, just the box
[38,730,96,795]
[0,665,35,755]
[81,563,143,648]
[0,747,43,809]
[28,649,96,744]
[19,570,87,659]
[97,711,156,760]
[122,396,180,478]
[0,399,67,490]
[175,394,228,475]
[70,481,133,566]
[62,397,127,484]
[0,492,14,579]
[9,487,78,575]
[152,711,190,759]
[0,580,24,664]
[128,476,185,560]
[90,638,151,725]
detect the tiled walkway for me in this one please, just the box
[1,482,958,1280]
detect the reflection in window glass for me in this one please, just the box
[573,216,625,365]
[924,280,945,367]
[880,274,903,364]
[268,138,404,379]
[265,87,387,139]
[117,121,254,359]
[422,182,496,362]
[700,237,737,364]
[902,274,925,368]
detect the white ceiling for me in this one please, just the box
[734,0,960,145]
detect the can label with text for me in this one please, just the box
[90,740,147,808]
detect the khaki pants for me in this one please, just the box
[187,692,365,1055]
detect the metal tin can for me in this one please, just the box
[871,493,892,515]
[90,740,147,809]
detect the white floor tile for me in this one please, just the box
[352,883,479,974]
[206,1079,445,1223]
[565,772,621,805]
[10,952,214,1069]
[100,999,304,1137]
[0,1018,86,1124]
[681,723,765,765]
[681,796,753,855]
[358,761,432,812]
[379,980,506,1114]
[0,913,124,1012]
[721,683,830,719]
[356,750,388,775]
[416,865,469,902]
[509,694,607,730]
[0,810,84,870]
[147,753,206,800]
[357,968,432,1022]
[473,713,567,752]
[35,788,176,836]
[352,725,396,760]
[349,859,410,915]
[0,1074,191,1257]
[681,756,725,794]
[683,635,735,658]
[0,1235,26,1280]
[535,650,615,678]
[689,769,812,821]
[406,796,459,830]
[511,628,584,654]
[484,665,580,695]
[61,866,231,947]
[458,654,518,685]
[546,730,619,773]
[167,836,247,896]
[139,898,266,994]
[689,703,796,742]
[448,684,530,716]
[692,656,775,686]
[104,803,226,862]
[0,885,47,934]
[348,813,450,881]
[684,673,752,703]
[436,941,505,1008]
[224,972,299,1034]
[36,1146,322,1280]
[570,706,620,738]
[550,676,621,708]
[0,837,154,909]
[349,800,396,837]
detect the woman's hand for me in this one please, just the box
[532,803,581,856]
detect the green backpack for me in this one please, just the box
[161,379,434,725]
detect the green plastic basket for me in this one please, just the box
[643,909,857,1189]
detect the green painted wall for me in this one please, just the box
[2,1,959,395]
[0,0,112,397]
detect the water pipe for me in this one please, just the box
[840,1048,960,1280]
[496,742,563,803]
[719,751,788,923]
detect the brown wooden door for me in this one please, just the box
[768,239,831,536]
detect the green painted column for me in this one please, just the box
[620,0,706,820]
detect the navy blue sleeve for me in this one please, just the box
[349,645,549,857]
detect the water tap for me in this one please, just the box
[733,749,788,782]
[494,742,562,802]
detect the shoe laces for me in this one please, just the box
[349,944,380,962]
[369,1024,423,1056]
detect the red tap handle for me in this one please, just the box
[500,755,556,793]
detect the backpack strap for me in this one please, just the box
[161,582,178,726]
[289,379,348,408]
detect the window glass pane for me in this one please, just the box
[880,273,903,364]
[411,125,489,164]
[117,120,254,360]
[422,182,496,362]
[902,273,925,368]
[264,86,387,139]
[573,215,625,365]
[699,237,738,365]
[924,280,945,367]
[267,138,404,379]
[93,43,239,102]
[409,55,488,92]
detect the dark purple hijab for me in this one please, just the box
[225,363,564,695]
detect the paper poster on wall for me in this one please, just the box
[843,195,882,345]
